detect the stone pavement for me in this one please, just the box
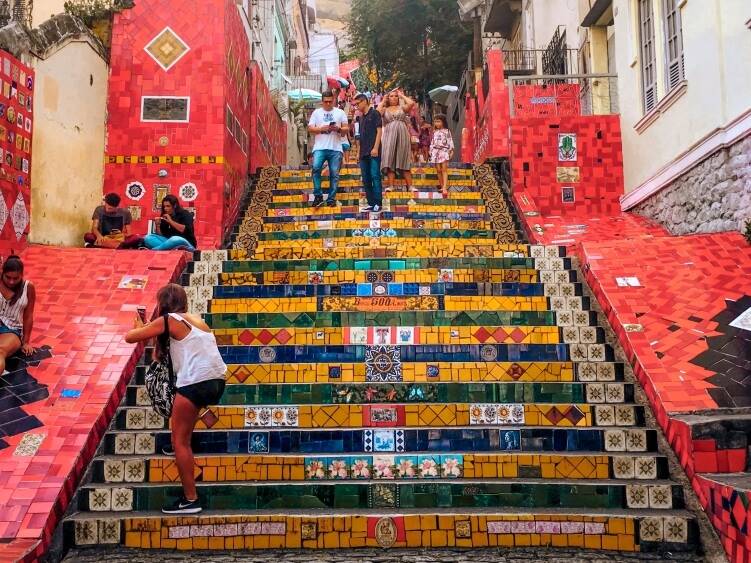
[61,546,705,562]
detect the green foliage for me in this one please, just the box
[347,0,472,95]
[744,219,751,244]
[63,0,128,26]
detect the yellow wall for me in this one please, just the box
[29,41,108,246]
[611,0,751,193]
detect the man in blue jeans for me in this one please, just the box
[307,91,349,207]
[353,92,383,213]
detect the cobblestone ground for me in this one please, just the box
[61,547,705,562]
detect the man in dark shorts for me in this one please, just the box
[84,192,142,249]
[354,92,383,213]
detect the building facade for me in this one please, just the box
[581,0,750,234]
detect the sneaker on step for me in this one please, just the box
[371,204,381,214]
[162,495,202,515]
[312,196,324,208]
[325,199,336,207]
[161,443,175,456]
[360,205,375,212]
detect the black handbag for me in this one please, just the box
[144,314,176,418]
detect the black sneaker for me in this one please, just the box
[325,199,336,207]
[312,196,324,207]
[162,495,202,514]
[161,443,175,456]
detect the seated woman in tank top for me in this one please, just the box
[125,283,226,515]
[0,255,36,374]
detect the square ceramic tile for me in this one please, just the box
[440,454,464,478]
[111,487,133,511]
[593,405,615,426]
[587,344,606,361]
[98,519,121,544]
[75,520,98,545]
[372,429,395,452]
[145,410,164,429]
[615,405,636,426]
[134,433,155,455]
[577,362,598,382]
[123,459,145,483]
[604,429,626,452]
[626,484,649,508]
[625,429,648,452]
[327,458,349,479]
[648,484,673,509]
[663,517,688,543]
[417,455,440,478]
[586,383,605,403]
[373,455,396,479]
[103,459,125,483]
[88,488,111,511]
[579,326,597,343]
[597,363,616,381]
[605,384,625,403]
[634,456,658,480]
[562,326,580,343]
[114,434,135,455]
[639,517,664,542]
[611,456,635,479]
[135,387,151,406]
[351,457,372,478]
[125,408,146,430]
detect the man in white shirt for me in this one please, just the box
[307,91,349,207]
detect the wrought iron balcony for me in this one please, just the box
[502,48,579,77]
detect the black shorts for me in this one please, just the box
[177,379,225,409]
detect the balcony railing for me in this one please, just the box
[287,74,323,93]
[507,73,619,117]
[502,49,579,76]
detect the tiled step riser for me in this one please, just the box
[91,453,671,484]
[211,343,615,365]
[256,229,498,241]
[123,382,635,407]
[78,482,686,512]
[68,511,697,553]
[102,427,660,457]
[131,361,622,385]
[113,403,645,431]
[211,281,585,299]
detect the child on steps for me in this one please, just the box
[429,115,454,197]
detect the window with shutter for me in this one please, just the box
[662,0,685,91]
[638,0,657,113]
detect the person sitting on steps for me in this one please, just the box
[144,195,197,251]
[0,255,35,374]
[84,193,142,249]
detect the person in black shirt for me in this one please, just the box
[353,92,383,213]
[144,195,197,251]
[84,192,143,249]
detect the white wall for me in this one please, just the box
[612,0,751,196]
[308,32,339,77]
[29,41,108,246]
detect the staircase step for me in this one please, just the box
[64,507,697,553]
[101,426,660,456]
[89,452,671,483]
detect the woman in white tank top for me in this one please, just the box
[125,283,226,515]
[0,255,37,375]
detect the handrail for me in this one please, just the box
[507,73,619,117]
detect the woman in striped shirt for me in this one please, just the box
[0,255,36,373]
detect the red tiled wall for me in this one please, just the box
[513,84,581,118]
[104,0,237,249]
[470,50,510,163]
[249,62,286,173]
[223,1,252,238]
[0,51,33,256]
[510,115,623,217]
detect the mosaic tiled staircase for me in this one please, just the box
[64,164,699,555]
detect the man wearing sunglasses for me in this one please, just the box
[353,92,382,213]
[307,91,349,207]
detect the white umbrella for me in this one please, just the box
[287,88,322,102]
[428,85,459,105]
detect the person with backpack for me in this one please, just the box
[125,283,226,514]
